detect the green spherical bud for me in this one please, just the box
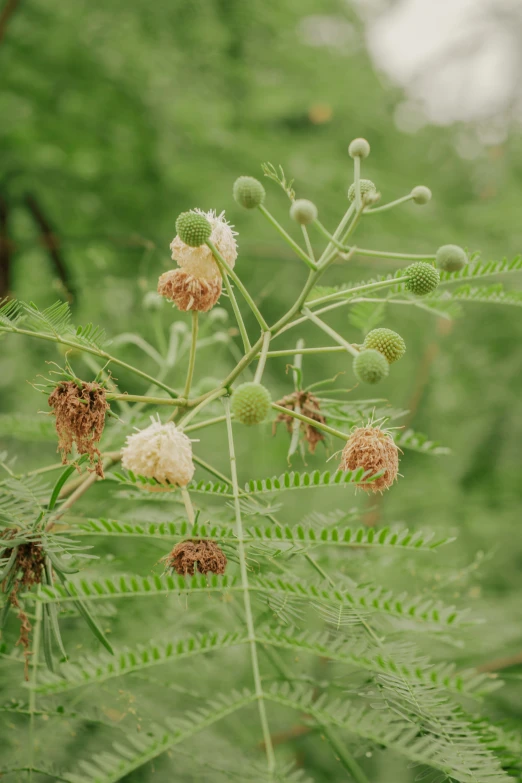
[411,185,432,205]
[233,176,266,209]
[289,199,318,225]
[353,350,389,385]
[348,138,370,158]
[231,382,272,426]
[348,179,377,203]
[175,211,212,247]
[405,262,440,296]
[435,244,467,272]
[363,328,406,364]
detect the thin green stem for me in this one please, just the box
[1,326,178,397]
[271,402,349,441]
[176,387,227,427]
[254,331,271,384]
[309,276,409,308]
[223,397,275,773]
[322,726,372,783]
[223,271,251,352]
[353,155,361,211]
[365,193,414,213]
[302,307,359,358]
[257,204,317,270]
[180,486,195,526]
[206,240,269,330]
[301,225,315,263]
[28,598,43,781]
[106,392,181,406]
[260,346,348,358]
[184,414,227,434]
[183,311,199,401]
[315,203,354,266]
[315,220,434,262]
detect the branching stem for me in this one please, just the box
[302,307,359,358]
[223,397,275,773]
[258,204,317,270]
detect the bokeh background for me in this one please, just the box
[1,0,522,780]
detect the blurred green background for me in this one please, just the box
[1,0,522,780]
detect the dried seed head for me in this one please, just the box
[48,381,109,477]
[348,179,377,203]
[290,199,318,225]
[175,211,212,247]
[348,138,371,159]
[405,262,440,296]
[273,391,326,453]
[411,185,432,205]
[231,382,272,426]
[435,244,467,272]
[158,268,222,312]
[170,209,238,277]
[340,425,399,492]
[353,349,389,385]
[165,539,227,577]
[233,176,266,209]
[121,418,195,487]
[363,328,406,364]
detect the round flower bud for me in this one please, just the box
[435,244,467,272]
[340,425,399,493]
[289,199,318,225]
[233,176,266,209]
[121,418,195,487]
[175,212,212,248]
[411,185,432,205]
[231,382,272,426]
[363,328,406,364]
[348,138,370,159]
[348,179,377,203]
[405,262,440,296]
[353,349,389,385]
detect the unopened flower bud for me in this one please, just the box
[348,138,371,159]
[233,176,266,209]
[289,199,318,225]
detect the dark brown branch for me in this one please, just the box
[24,193,75,302]
[0,0,20,45]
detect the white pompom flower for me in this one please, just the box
[121,417,195,487]
[170,209,238,279]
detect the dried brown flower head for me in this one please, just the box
[1,532,46,679]
[273,391,326,453]
[164,539,227,577]
[157,268,222,312]
[340,425,400,493]
[48,380,109,477]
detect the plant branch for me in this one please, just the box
[207,240,269,330]
[271,402,349,441]
[257,205,317,270]
[183,311,199,400]
[223,270,251,352]
[302,307,359,358]
[223,396,275,773]
[254,331,271,383]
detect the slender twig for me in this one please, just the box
[302,307,358,358]
[223,271,251,352]
[257,205,317,270]
[207,240,269,330]
[254,331,271,383]
[176,387,227,427]
[223,397,275,773]
[0,325,178,397]
[313,221,435,261]
[28,598,42,782]
[184,414,227,434]
[301,226,315,263]
[25,194,75,302]
[183,311,199,400]
[365,193,414,213]
[180,486,195,526]
[353,155,361,211]
[271,403,349,441]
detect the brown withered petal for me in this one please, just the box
[164,539,227,577]
[273,391,326,454]
[340,425,399,493]
[158,269,222,312]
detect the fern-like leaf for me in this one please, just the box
[65,690,256,783]
[266,683,510,783]
[28,630,248,695]
[244,468,381,495]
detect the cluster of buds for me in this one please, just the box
[158,209,238,312]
